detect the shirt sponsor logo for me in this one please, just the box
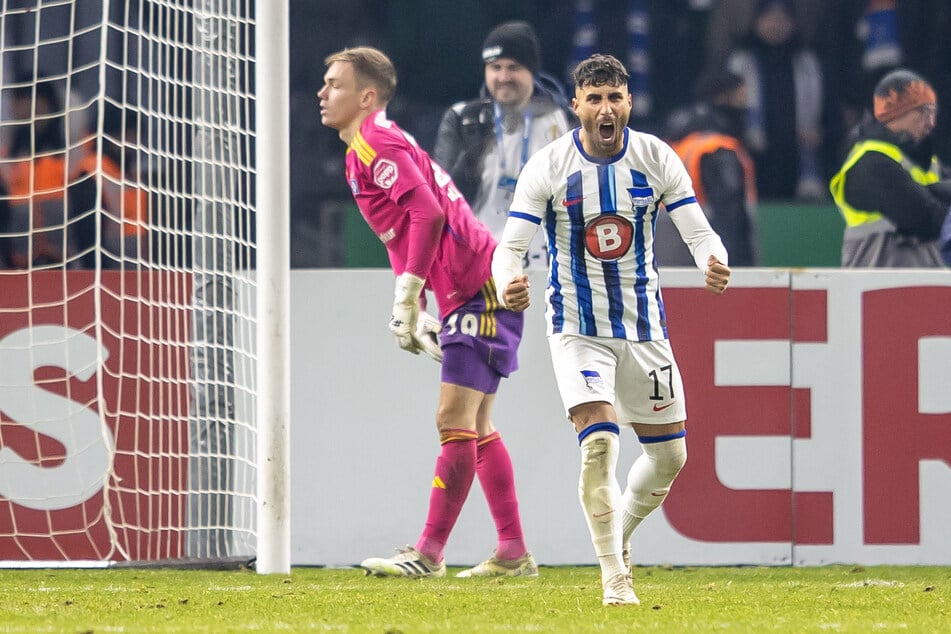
[349,178,359,194]
[373,159,398,189]
[378,227,396,243]
[584,215,634,262]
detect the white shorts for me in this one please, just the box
[548,333,687,425]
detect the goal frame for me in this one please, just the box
[0,0,290,574]
[253,0,290,575]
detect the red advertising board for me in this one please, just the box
[650,275,951,562]
[0,271,191,561]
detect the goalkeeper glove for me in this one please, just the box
[414,311,443,363]
[389,272,425,354]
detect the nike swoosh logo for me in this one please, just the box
[592,510,614,518]
[562,197,583,207]
[652,402,674,412]
[650,492,666,497]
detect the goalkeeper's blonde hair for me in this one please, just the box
[324,46,397,106]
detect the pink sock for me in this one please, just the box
[476,432,527,561]
[415,430,477,563]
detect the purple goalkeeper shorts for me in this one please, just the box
[438,280,524,395]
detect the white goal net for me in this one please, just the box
[0,0,285,569]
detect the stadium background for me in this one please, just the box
[281,1,951,566]
[1,1,950,569]
[286,0,951,268]
[3,1,949,268]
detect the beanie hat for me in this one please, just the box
[873,69,937,123]
[481,21,540,75]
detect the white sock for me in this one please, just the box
[621,434,687,546]
[578,427,624,580]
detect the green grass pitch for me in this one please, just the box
[0,565,946,632]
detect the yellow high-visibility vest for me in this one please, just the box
[830,139,941,228]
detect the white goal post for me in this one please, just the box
[0,0,290,573]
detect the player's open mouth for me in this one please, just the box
[598,122,615,141]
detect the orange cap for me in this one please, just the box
[874,80,937,123]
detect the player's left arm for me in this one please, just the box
[387,183,446,353]
[369,138,445,354]
[668,200,731,294]
[396,183,445,276]
[704,254,730,295]
[659,141,729,281]
[668,200,727,265]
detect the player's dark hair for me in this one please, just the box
[324,46,397,105]
[572,54,629,89]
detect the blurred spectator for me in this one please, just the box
[658,68,757,266]
[830,69,951,267]
[69,107,149,269]
[820,1,951,163]
[705,0,826,72]
[433,21,575,269]
[547,0,713,134]
[0,81,71,268]
[725,0,827,201]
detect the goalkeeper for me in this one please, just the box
[318,46,537,579]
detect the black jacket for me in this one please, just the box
[433,73,575,203]
[840,118,951,239]
[662,103,757,266]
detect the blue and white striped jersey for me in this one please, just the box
[498,127,726,342]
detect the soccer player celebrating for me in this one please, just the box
[318,46,537,579]
[491,53,731,606]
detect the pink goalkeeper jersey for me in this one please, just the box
[346,110,496,316]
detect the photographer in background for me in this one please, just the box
[433,21,575,270]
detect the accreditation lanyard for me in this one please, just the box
[493,102,532,192]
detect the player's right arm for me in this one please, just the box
[492,218,535,311]
[491,152,548,309]
[493,217,534,314]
